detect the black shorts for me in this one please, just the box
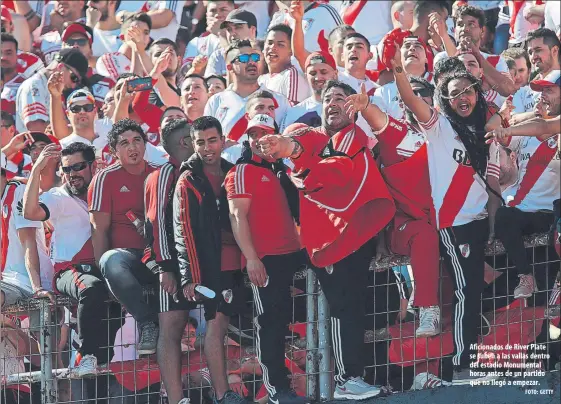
[158,270,246,321]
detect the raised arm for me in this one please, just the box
[47,72,71,140]
[290,0,311,72]
[429,12,457,57]
[13,0,42,32]
[485,115,561,143]
[390,43,433,125]
[23,144,60,221]
[344,83,388,132]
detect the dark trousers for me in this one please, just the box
[439,219,488,374]
[249,251,305,395]
[56,266,122,364]
[495,206,554,276]
[314,238,375,384]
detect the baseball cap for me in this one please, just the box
[530,70,561,92]
[23,132,56,154]
[66,88,96,107]
[55,48,89,80]
[305,51,337,71]
[220,9,257,29]
[246,114,276,134]
[1,6,12,24]
[62,22,94,46]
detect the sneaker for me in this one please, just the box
[410,372,450,390]
[75,354,97,378]
[178,399,190,404]
[514,274,538,299]
[416,306,441,338]
[545,283,560,319]
[138,322,159,355]
[333,377,382,401]
[215,390,250,404]
[452,369,497,386]
[268,389,310,404]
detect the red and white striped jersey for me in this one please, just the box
[507,1,543,45]
[268,2,343,52]
[420,110,501,230]
[258,65,310,104]
[183,32,221,66]
[2,152,32,180]
[1,181,54,292]
[1,74,26,116]
[38,185,95,273]
[95,52,132,82]
[15,70,49,133]
[337,0,392,46]
[88,68,116,112]
[505,135,560,212]
[484,89,506,109]
[16,51,44,79]
[204,86,290,163]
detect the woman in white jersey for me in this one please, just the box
[391,50,504,384]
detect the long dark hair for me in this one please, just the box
[436,71,489,179]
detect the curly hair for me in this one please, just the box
[107,118,147,151]
[436,71,490,179]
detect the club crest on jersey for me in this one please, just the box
[547,137,557,149]
[459,243,470,258]
[148,132,159,143]
[302,18,314,31]
[217,107,228,122]
[31,86,39,97]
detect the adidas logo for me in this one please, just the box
[120,186,130,193]
[261,175,270,182]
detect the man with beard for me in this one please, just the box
[345,77,442,338]
[23,142,121,378]
[16,48,88,134]
[148,38,181,108]
[86,0,123,57]
[257,80,395,400]
[492,71,560,299]
[389,45,504,384]
[281,51,337,131]
[89,119,160,357]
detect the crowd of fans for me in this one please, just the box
[1,1,560,404]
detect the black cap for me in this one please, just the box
[220,9,257,30]
[55,48,89,80]
[23,132,54,154]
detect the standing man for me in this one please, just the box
[173,116,249,404]
[89,119,160,356]
[144,118,195,404]
[226,113,308,404]
[259,24,310,104]
[258,80,396,400]
[281,51,337,131]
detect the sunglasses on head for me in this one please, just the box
[66,38,88,47]
[69,104,95,113]
[413,87,433,98]
[234,53,260,64]
[61,161,91,174]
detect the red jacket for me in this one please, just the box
[286,123,395,267]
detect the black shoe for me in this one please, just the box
[214,390,250,404]
[268,389,310,404]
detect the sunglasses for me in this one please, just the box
[413,88,433,98]
[234,53,260,64]
[65,38,89,47]
[69,104,95,113]
[61,161,91,174]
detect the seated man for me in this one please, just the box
[89,119,160,356]
[23,142,121,377]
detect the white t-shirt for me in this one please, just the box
[204,86,290,163]
[372,81,404,121]
[92,28,123,57]
[15,70,49,133]
[1,182,54,292]
[433,50,510,74]
[505,135,560,212]
[419,110,500,230]
[183,33,221,66]
[512,85,539,114]
[39,185,92,268]
[507,1,541,45]
[281,96,323,133]
[337,0,392,46]
[545,0,561,33]
[140,0,185,41]
[258,65,311,105]
[205,48,227,77]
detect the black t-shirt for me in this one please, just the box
[149,81,180,108]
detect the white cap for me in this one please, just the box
[246,114,276,134]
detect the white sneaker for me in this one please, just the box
[514,274,538,299]
[416,306,441,338]
[410,372,450,390]
[75,354,97,378]
[178,399,190,404]
[333,377,383,400]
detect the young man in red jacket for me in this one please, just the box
[258,80,395,401]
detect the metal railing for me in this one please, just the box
[2,234,559,403]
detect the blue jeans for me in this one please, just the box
[100,248,158,326]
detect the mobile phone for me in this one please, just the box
[127,77,153,93]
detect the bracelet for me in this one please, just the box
[361,96,371,113]
[24,10,36,21]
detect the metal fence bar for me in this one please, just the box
[317,283,331,401]
[305,268,318,400]
[39,299,55,404]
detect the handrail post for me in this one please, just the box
[317,283,331,400]
[305,268,319,400]
[39,299,56,403]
